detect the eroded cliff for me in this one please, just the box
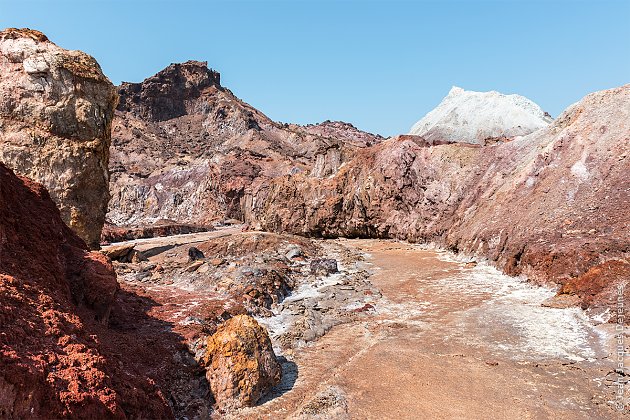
[107,61,383,230]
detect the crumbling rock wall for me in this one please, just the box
[0,163,123,418]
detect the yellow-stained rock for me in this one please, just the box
[204,314,281,409]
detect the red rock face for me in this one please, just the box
[558,260,630,310]
[248,85,630,314]
[0,164,198,419]
[0,163,122,418]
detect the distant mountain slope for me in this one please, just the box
[107,61,383,229]
[409,86,552,144]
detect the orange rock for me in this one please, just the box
[210,258,225,267]
[204,315,281,409]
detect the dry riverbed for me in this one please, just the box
[242,239,626,419]
[104,233,626,419]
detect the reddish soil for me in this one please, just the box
[0,163,183,418]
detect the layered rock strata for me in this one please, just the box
[107,61,383,229]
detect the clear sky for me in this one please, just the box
[1,0,629,136]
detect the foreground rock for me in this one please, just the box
[204,315,281,410]
[0,28,117,248]
[249,85,630,315]
[409,86,552,144]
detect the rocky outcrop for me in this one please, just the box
[409,86,552,144]
[249,85,630,314]
[300,120,384,148]
[249,134,480,238]
[204,315,281,410]
[0,28,117,248]
[107,61,382,230]
[117,61,221,122]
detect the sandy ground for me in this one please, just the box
[239,239,624,419]
[103,234,626,419]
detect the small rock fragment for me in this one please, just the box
[186,260,205,272]
[188,247,205,261]
[101,244,135,262]
[310,258,338,275]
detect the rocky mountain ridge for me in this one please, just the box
[107,61,384,229]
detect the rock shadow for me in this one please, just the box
[105,288,213,418]
[259,356,299,404]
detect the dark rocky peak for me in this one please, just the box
[117,60,222,121]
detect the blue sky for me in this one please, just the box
[1,0,628,136]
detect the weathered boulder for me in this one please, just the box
[0,28,117,248]
[204,315,281,410]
